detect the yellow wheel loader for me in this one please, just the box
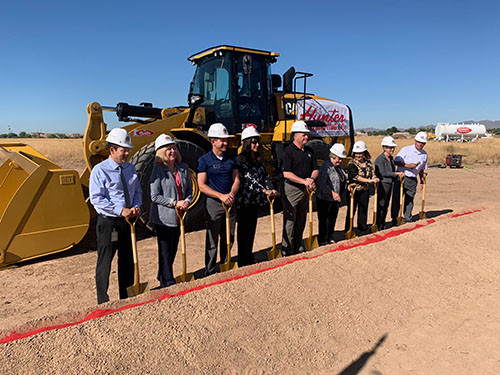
[0,45,355,268]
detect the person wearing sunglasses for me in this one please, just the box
[235,125,277,266]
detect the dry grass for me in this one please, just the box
[2,136,500,169]
[0,138,85,170]
[358,136,500,166]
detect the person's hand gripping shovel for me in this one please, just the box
[125,217,150,298]
[220,202,238,272]
[419,172,428,220]
[304,186,319,251]
[397,175,405,226]
[371,182,379,233]
[266,194,281,260]
[345,184,358,240]
[175,205,195,283]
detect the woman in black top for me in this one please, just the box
[236,126,277,266]
[374,136,405,229]
[344,140,379,235]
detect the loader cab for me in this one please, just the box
[188,46,278,134]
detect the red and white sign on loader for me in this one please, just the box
[296,99,350,137]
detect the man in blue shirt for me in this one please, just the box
[89,128,142,304]
[197,123,240,276]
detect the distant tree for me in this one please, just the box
[407,127,417,134]
[387,126,399,134]
[18,131,31,138]
[48,133,57,138]
[418,127,428,132]
[7,132,18,138]
[0,133,7,138]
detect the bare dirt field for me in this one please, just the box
[1,163,500,373]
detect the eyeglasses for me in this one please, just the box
[250,139,260,145]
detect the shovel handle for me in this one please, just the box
[398,176,405,219]
[222,202,232,264]
[125,217,139,285]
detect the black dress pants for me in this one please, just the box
[155,224,180,288]
[344,189,370,233]
[95,215,134,304]
[377,182,393,229]
[316,197,340,245]
[236,205,258,266]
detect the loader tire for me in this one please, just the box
[306,139,331,210]
[306,139,330,167]
[131,140,206,233]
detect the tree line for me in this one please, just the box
[0,132,83,139]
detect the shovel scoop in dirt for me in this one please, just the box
[266,195,281,260]
[220,203,238,272]
[125,217,150,298]
[345,184,358,240]
[175,206,195,283]
[304,186,319,251]
[419,173,427,220]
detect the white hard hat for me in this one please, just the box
[241,126,260,140]
[381,136,397,147]
[155,134,175,151]
[291,120,310,133]
[352,140,367,153]
[208,123,230,138]
[415,131,428,143]
[106,128,133,148]
[330,143,346,158]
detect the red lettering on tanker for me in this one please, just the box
[134,129,155,137]
[457,127,472,134]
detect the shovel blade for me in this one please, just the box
[371,224,378,233]
[126,281,150,298]
[397,217,405,226]
[267,248,282,260]
[345,230,356,240]
[220,261,238,273]
[175,272,195,283]
[304,236,319,251]
[419,211,426,220]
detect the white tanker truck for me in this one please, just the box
[435,122,487,142]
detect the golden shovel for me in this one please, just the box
[345,184,358,239]
[304,186,319,251]
[220,202,238,272]
[175,206,195,283]
[266,194,282,260]
[125,217,150,298]
[419,172,428,220]
[371,182,378,233]
[397,175,405,226]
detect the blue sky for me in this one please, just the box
[1,0,499,133]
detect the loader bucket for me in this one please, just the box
[0,143,90,268]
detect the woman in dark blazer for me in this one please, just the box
[150,134,192,287]
[374,136,404,229]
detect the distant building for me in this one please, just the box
[391,132,410,139]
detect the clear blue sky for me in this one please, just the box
[1,0,499,133]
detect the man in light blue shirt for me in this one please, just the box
[391,131,428,223]
[89,128,142,304]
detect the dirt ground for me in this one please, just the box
[1,166,500,374]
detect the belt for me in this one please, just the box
[285,179,306,190]
[405,176,417,180]
[98,214,124,220]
